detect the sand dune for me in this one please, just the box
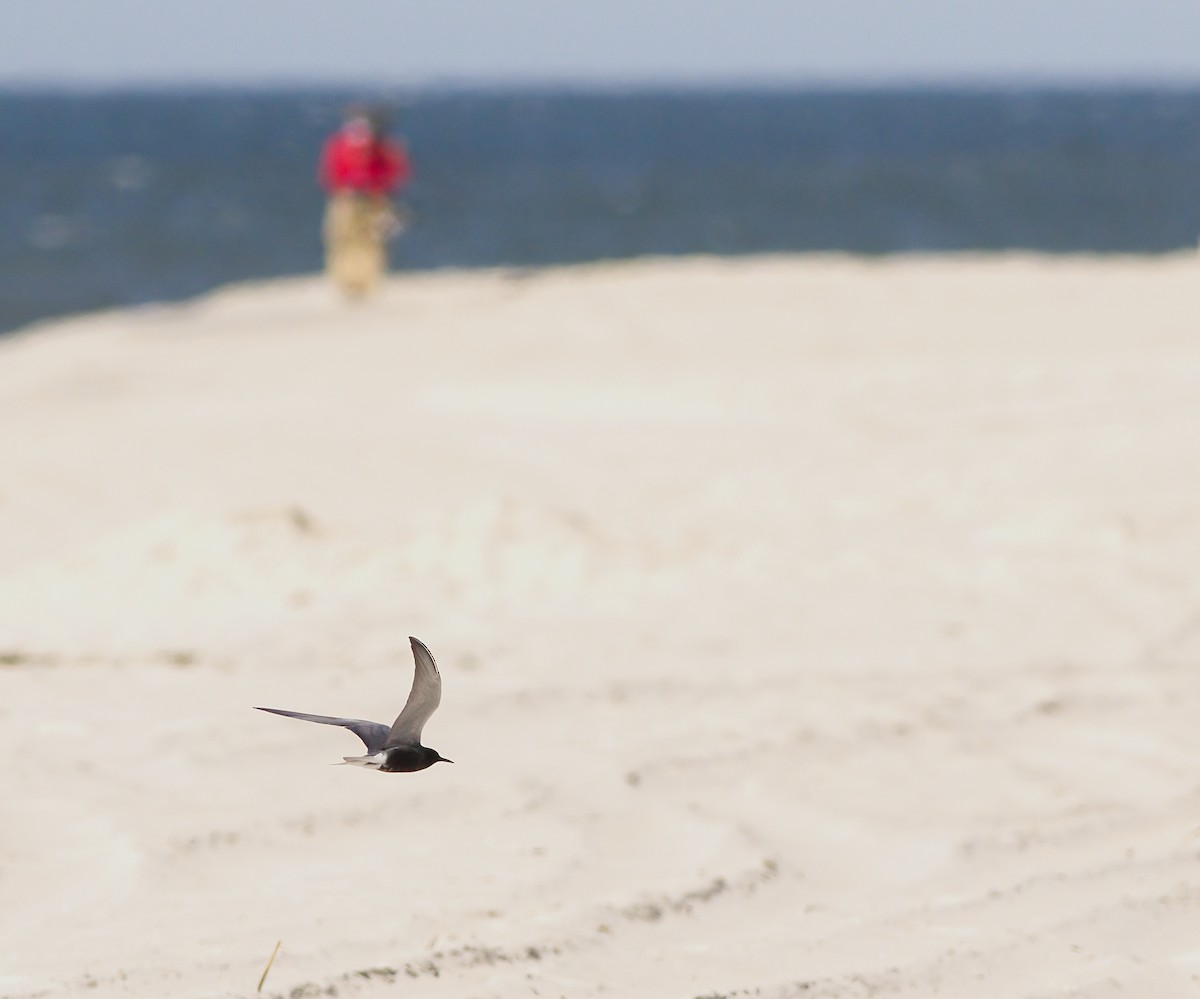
[1,255,1199,998]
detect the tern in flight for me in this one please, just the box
[256,636,452,772]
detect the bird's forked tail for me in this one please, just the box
[338,753,386,769]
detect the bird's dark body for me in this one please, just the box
[379,745,444,773]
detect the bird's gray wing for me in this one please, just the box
[385,637,443,747]
[254,707,391,754]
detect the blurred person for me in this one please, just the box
[319,106,412,298]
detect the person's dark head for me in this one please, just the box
[342,103,370,124]
[340,104,372,142]
[366,107,392,139]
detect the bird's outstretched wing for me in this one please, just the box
[385,637,442,747]
[254,707,391,754]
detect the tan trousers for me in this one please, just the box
[323,192,391,297]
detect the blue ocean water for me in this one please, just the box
[2,88,1199,335]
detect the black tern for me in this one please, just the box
[255,636,452,772]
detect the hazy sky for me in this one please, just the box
[4,0,1200,87]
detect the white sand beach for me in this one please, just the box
[1,254,1199,998]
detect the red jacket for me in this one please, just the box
[319,129,412,196]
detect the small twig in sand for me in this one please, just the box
[257,939,283,993]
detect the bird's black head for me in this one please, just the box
[427,748,454,766]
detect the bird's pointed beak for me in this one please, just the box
[438,756,454,764]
